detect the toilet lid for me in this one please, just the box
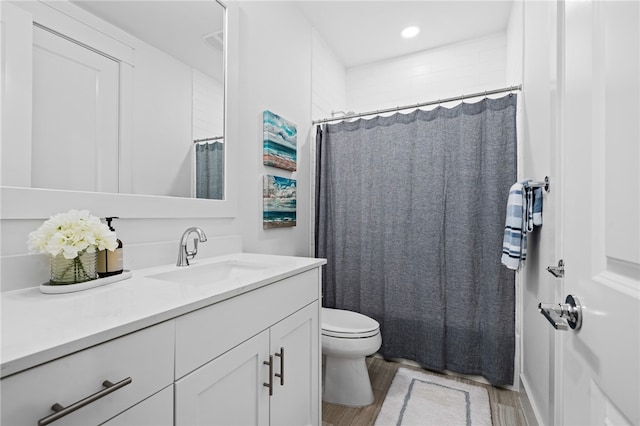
[321,308,380,338]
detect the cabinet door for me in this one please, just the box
[175,330,270,426]
[269,302,319,426]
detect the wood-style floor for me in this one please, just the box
[322,356,527,426]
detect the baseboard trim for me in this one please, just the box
[520,374,544,426]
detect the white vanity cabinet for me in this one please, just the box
[0,321,175,426]
[174,269,321,425]
[0,255,324,426]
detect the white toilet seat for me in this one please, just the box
[321,308,380,338]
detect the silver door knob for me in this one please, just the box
[538,295,582,330]
[546,259,565,278]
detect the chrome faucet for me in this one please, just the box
[177,227,208,266]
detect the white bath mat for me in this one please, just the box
[374,367,492,426]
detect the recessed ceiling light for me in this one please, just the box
[401,26,420,39]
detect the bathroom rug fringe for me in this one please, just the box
[374,367,492,426]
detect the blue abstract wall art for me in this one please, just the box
[263,175,296,229]
[263,110,297,171]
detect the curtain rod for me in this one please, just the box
[194,136,224,143]
[312,84,522,125]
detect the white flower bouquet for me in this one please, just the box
[28,209,117,284]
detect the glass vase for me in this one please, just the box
[50,251,98,284]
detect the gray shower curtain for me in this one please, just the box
[315,95,517,386]
[195,141,224,199]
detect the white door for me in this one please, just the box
[559,1,640,424]
[175,330,270,425]
[32,25,120,193]
[269,302,319,426]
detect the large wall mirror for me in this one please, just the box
[1,0,226,201]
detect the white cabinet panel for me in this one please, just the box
[270,302,319,426]
[175,330,270,426]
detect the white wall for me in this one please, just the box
[129,39,193,198]
[506,0,524,87]
[1,2,33,189]
[310,28,347,255]
[519,1,561,425]
[346,32,507,112]
[233,1,313,257]
[504,0,525,396]
[311,29,347,121]
[192,70,224,140]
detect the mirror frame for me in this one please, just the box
[1,0,236,220]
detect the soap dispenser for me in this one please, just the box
[97,217,124,277]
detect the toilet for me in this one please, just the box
[321,307,382,407]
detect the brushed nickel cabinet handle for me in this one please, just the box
[37,377,132,426]
[274,347,284,386]
[263,356,273,396]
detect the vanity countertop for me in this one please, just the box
[0,253,326,379]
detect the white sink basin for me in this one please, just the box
[147,260,270,286]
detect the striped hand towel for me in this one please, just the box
[526,184,535,233]
[501,182,527,270]
[532,187,543,226]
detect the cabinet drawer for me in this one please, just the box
[175,269,319,378]
[103,385,173,426]
[0,320,174,426]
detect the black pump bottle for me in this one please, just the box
[97,217,124,277]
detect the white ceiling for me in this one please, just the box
[71,1,513,79]
[295,0,514,68]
